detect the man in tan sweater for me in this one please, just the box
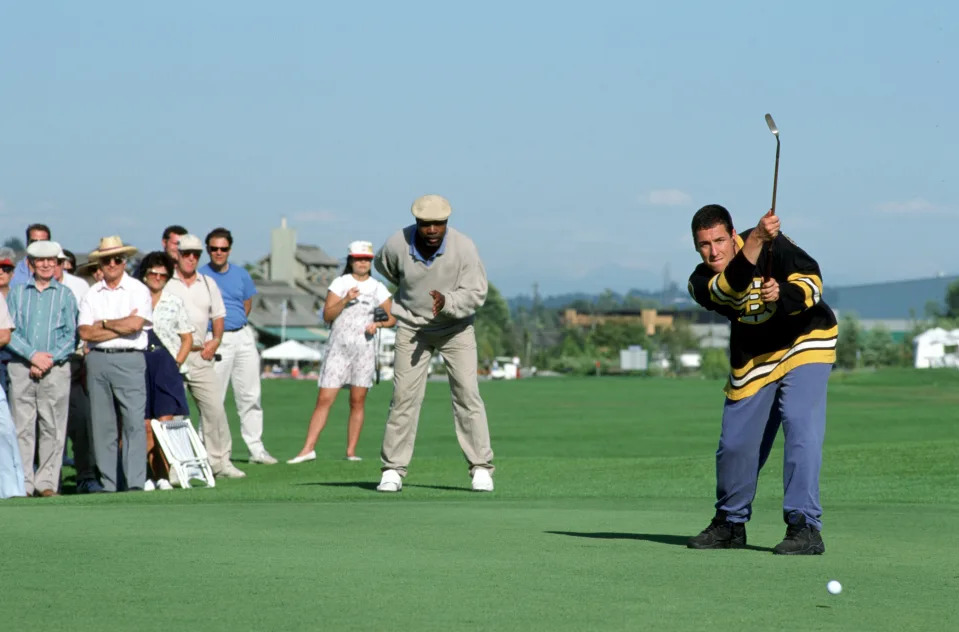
[373,194,495,492]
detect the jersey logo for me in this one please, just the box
[738,278,777,324]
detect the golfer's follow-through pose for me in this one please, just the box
[373,194,495,493]
[686,204,837,555]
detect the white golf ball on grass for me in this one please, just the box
[827,580,842,595]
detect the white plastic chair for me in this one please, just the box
[151,419,216,489]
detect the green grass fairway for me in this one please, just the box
[2,369,958,631]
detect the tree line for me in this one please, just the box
[476,279,959,376]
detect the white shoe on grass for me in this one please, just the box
[377,469,402,492]
[250,450,278,465]
[287,451,316,464]
[144,479,156,492]
[156,479,174,491]
[215,463,247,479]
[345,455,362,462]
[471,468,494,492]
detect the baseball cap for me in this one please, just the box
[348,241,374,259]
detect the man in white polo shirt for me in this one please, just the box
[164,234,245,479]
[77,236,153,492]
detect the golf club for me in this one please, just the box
[764,113,780,280]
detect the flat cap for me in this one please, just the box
[178,234,204,251]
[411,194,451,221]
[27,240,62,258]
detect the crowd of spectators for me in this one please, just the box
[0,223,274,498]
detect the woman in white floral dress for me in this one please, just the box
[288,241,395,463]
[137,251,194,489]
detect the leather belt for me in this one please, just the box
[91,347,143,354]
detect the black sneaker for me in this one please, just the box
[687,515,747,549]
[773,519,825,555]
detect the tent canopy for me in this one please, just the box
[261,339,322,362]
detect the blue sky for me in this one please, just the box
[1,1,956,297]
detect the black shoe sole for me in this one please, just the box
[687,540,747,550]
[773,543,825,555]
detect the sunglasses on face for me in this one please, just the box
[180,250,201,259]
[208,246,230,253]
[0,266,14,274]
[99,256,126,267]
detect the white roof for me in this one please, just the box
[261,339,322,361]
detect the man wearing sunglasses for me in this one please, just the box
[200,227,276,465]
[77,236,153,492]
[164,234,244,479]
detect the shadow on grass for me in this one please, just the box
[299,481,473,493]
[545,531,774,552]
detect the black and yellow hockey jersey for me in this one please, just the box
[687,229,837,400]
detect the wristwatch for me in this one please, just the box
[101,319,108,328]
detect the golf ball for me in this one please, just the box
[827,580,842,595]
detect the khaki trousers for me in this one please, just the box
[9,362,71,495]
[213,326,265,456]
[184,351,232,471]
[381,324,494,476]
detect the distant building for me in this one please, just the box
[827,274,959,340]
[247,218,339,347]
[560,308,673,336]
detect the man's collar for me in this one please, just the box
[407,225,448,264]
[96,272,129,292]
[27,276,61,289]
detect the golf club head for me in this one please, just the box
[765,113,779,136]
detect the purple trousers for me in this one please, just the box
[715,363,831,529]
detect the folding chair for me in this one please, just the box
[151,419,216,489]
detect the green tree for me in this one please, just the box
[2,237,25,253]
[594,289,620,311]
[860,326,899,368]
[946,280,959,318]
[700,348,729,380]
[835,312,862,369]
[474,282,513,364]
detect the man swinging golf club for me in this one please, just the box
[685,202,837,554]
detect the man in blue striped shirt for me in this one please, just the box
[5,240,77,497]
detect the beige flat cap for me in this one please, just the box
[411,194,451,221]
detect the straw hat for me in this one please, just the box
[89,236,138,259]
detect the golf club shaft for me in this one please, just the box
[765,137,779,280]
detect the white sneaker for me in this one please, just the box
[471,468,494,492]
[377,469,402,492]
[345,455,362,462]
[156,478,174,491]
[250,450,278,465]
[287,450,316,465]
[144,479,156,492]
[215,463,247,479]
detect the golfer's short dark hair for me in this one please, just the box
[162,225,188,240]
[62,249,77,270]
[26,223,51,242]
[205,227,233,247]
[136,251,175,281]
[691,204,734,238]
